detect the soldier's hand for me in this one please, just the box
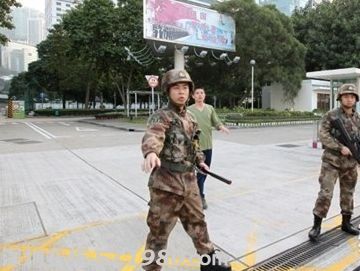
[341,146,352,156]
[142,152,161,173]
[198,162,210,171]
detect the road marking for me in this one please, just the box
[75,127,98,132]
[59,122,70,126]
[24,122,56,139]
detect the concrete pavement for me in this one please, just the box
[0,117,359,270]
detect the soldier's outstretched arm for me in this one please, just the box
[141,113,169,172]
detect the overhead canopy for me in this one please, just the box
[306,67,360,110]
[306,68,360,81]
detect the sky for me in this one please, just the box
[18,0,45,13]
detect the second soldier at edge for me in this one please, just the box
[309,83,360,242]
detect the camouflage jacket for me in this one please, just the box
[320,107,360,168]
[141,103,205,195]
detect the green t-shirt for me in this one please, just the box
[187,104,222,151]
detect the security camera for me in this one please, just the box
[233,56,240,63]
[157,45,167,53]
[180,46,189,53]
[199,50,207,57]
[219,53,228,60]
[194,48,208,58]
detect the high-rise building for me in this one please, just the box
[0,7,45,46]
[0,6,44,75]
[0,41,38,73]
[45,0,82,32]
[257,0,314,16]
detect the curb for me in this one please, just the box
[225,120,318,128]
[78,119,145,132]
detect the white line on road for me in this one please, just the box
[59,122,71,126]
[75,127,98,132]
[25,122,57,139]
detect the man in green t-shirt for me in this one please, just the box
[188,87,229,209]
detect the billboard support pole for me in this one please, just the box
[174,49,185,70]
[151,87,154,114]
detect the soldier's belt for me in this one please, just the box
[161,161,194,173]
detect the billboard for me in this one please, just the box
[144,0,236,52]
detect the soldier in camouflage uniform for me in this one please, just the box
[141,69,232,271]
[309,83,360,242]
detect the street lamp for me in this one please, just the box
[250,59,256,111]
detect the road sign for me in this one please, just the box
[145,75,159,88]
[145,75,159,114]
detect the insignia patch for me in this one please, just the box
[179,71,186,78]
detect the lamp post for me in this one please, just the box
[250,59,256,111]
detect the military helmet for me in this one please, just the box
[336,83,359,102]
[161,69,194,95]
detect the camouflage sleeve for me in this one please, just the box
[141,112,169,158]
[319,112,344,151]
[193,122,205,165]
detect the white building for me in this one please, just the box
[262,68,360,112]
[0,42,38,73]
[262,80,330,111]
[45,0,82,32]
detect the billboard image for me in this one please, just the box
[144,0,236,52]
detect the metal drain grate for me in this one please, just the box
[244,215,360,271]
[277,144,301,148]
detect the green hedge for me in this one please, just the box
[222,108,321,124]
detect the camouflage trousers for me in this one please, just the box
[142,188,214,271]
[313,161,358,218]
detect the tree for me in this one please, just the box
[210,0,306,103]
[108,0,156,110]
[62,0,118,108]
[8,72,28,99]
[292,0,360,71]
[0,0,21,45]
[36,25,88,108]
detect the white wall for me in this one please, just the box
[262,80,330,111]
[262,82,294,110]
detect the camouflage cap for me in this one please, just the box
[161,69,194,95]
[336,83,359,101]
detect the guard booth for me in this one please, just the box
[306,67,360,110]
[126,90,162,117]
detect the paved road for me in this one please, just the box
[0,117,359,271]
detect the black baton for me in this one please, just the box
[196,167,232,185]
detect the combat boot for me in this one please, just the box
[341,214,359,235]
[202,197,208,210]
[308,214,322,242]
[200,250,232,271]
